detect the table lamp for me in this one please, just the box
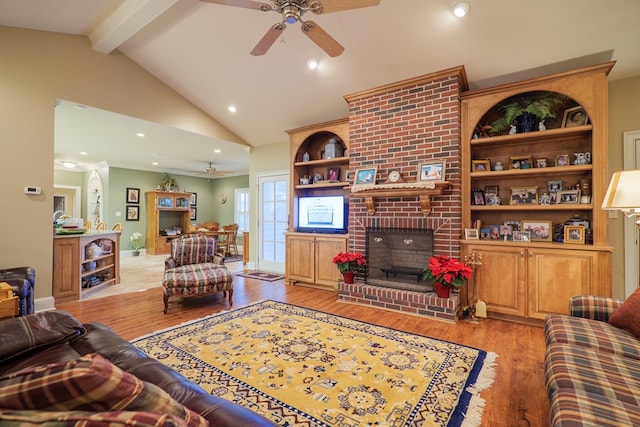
[602,170,640,227]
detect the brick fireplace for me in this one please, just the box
[337,66,468,322]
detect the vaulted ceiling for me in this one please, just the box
[2,0,639,176]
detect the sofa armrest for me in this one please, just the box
[164,257,177,270]
[0,266,35,286]
[569,295,624,321]
[212,254,225,265]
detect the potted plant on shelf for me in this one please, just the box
[489,92,564,134]
[130,232,144,256]
[421,255,473,298]
[332,251,367,284]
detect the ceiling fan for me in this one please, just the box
[195,162,233,177]
[200,0,380,57]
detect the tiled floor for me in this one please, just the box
[83,252,245,300]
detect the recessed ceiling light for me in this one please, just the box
[228,105,237,113]
[152,162,159,166]
[214,149,222,153]
[307,59,319,70]
[80,151,88,156]
[136,132,146,138]
[62,161,77,168]
[453,1,470,17]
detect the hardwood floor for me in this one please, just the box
[57,267,549,426]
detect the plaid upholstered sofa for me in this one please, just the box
[544,293,640,426]
[0,310,276,425]
[162,234,233,314]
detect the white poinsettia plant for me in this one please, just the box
[130,232,144,251]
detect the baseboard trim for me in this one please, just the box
[35,296,56,312]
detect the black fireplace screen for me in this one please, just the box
[365,227,434,292]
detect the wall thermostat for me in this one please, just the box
[24,186,42,195]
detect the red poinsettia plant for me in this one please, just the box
[421,255,472,289]
[332,251,367,273]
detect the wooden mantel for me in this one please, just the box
[350,182,450,215]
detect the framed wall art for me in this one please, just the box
[471,159,490,172]
[418,160,446,181]
[521,220,552,242]
[190,207,197,221]
[509,155,533,170]
[190,193,197,207]
[126,205,139,221]
[126,187,140,204]
[355,167,377,184]
[564,225,586,244]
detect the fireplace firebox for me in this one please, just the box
[366,227,434,292]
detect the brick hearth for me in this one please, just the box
[337,283,460,322]
[338,66,468,320]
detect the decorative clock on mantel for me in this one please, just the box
[385,170,405,184]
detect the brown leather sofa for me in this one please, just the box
[0,310,276,426]
[0,266,35,316]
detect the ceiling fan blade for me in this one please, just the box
[301,20,344,57]
[199,0,271,11]
[312,0,380,14]
[250,23,286,56]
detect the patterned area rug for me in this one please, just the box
[132,300,497,426]
[223,254,243,263]
[234,270,285,282]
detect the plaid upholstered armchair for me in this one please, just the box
[161,234,233,314]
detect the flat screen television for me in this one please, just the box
[296,195,348,234]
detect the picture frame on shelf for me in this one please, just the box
[472,188,485,206]
[327,167,340,182]
[126,187,140,204]
[521,220,552,242]
[190,207,197,221]
[564,225,586,244]
[499,224,513,241]
[354,167,377,185]
[510,186,538,205]
[488,225,501,240]
[190,193,197,207]
[126,205,139,221]
[513,231,531,242]
[555,154,570,167]
[471,159,490,172]
[536,158,548,168]
[509,155,534,170]
[464,228,479,240]
[480,228,491,240]
[547,180,564,193]
[504,220,521,231]
[557,189,581,204]
[418,160,446,181]
[562,106,588,128]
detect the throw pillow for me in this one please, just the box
[0,353,206,427]
[609,287,640,338]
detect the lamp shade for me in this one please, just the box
[602,170,640,210]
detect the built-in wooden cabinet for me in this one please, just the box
[285,118,350,288]
[145,191,192,255]
[53,231,120,303]
[286,232,347,289]
[462,242,611,323]
[461,62,615,323]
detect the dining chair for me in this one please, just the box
[217,224,239,256]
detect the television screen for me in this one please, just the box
[296,195,347,234]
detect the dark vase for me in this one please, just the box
[516,112,537,133]
[433,282,450,298]
[343,271,355,284]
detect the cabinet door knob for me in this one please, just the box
[529,251,534,257]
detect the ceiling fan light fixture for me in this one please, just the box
[453,1,470,17]
[283,6,299,24]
